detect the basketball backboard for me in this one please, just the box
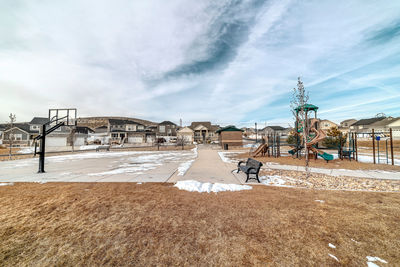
[48,108,77,126]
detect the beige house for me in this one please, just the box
[190,122,219,143]
[339,119,357,133]
[319,119,338,131]
[177,127,194,143]
[370,117,400,138]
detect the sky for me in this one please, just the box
[1,0,400,127]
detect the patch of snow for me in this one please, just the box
[243,143,259,148]
[174,180,252,193]
[79,145,100,150]
[19,147,34,154]
[218,152,238,163]
[177,146,198,176]
[0,182,14,186]
[328,243,336,248]
[366,256,387,264]
[328,254,339,262]
[351,238,360,243]
[315,200,325,203]
[137,182,142,184]
[177,160,195,176]
[367,262,380,267]
[34,181,47,184]
[260,175,288,187]
[89,163,161,176]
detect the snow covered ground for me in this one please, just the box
[218,152,239,163]
[0,148,198,183]
[174,180,252,193]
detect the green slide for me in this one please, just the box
[318,152,334,162]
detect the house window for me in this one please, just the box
[167,129,171,134]
[15,134,22,140]
[112,133,118,138]
[138,125,144,130]
[31,125,39,130]
[159,125,165,132]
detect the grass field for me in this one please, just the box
[1,183,399,266]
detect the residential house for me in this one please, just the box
[241,127,255,138]
[319,119,338,131]
[350,117,386,137]
[176,127,194,144]
[0,124,5,145]
[339,119,357,133]
[260,126,291,136]
[2,123,33,146]
[370,117,400,138]
[190,122,220,143]
[157,121,177,137]
[108,119,155,144]
[216,125,243,149]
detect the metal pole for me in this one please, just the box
[255,122,257,143]
[390,128,394,165]
[386,138,388,164]
[38,124,46,173]
[377,138,380,164]
[372,129,376,164]
[355,132,358,161]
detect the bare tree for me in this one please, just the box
[7,113,16,160]
[290,77,311,171]
[68,127,77,152]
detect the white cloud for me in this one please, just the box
[1,0,400,125]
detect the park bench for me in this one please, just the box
[237,158,263,183]
[96,145,110,152]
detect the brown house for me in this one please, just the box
[216,125,243,149]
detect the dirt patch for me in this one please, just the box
[0,183,399,266]
[233,152,400,171]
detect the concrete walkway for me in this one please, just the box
[169,145,244,184]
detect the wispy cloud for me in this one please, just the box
[1,0,400,126]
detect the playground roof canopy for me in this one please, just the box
[216,125,243,133]
[295,104,318,112]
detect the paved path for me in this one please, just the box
[169,145,244,184]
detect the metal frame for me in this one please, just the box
[34,108,77,173]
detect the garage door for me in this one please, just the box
[46,137,66,147]
[128,137,143,143]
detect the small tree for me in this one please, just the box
[7,113,16,160]
[322,126,347,148]
[290,77,311,170]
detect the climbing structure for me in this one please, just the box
[288,104,333,162]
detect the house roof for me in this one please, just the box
[370,117,400,127]
[30,117,50,125]
[320,119,337,125]
[352,117,385,126]
[4,123,34,134]
[262,126,286,131]
[216,125,243,133]
[109,119,145,126]
[159,120,177,126]
[341,119,357,124]
[190,121,212,130]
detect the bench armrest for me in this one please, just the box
[237,161,246,167]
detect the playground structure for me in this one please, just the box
[33,108,77,173]
[252,133,280,157]
[288,104,334,162]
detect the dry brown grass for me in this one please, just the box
[1,183,399,266]
[234,152,400,171]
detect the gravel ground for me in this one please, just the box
[260,168,400,192]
